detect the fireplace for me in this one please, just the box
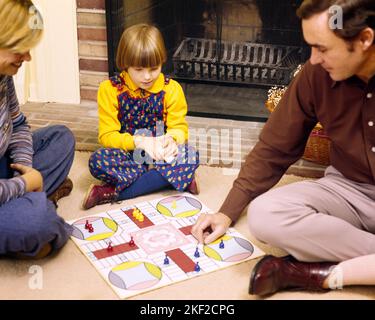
[105,0,309,121]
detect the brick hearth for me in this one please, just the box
[21,101,326,178]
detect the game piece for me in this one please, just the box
[107,241,113,252]
[129,236,135,246]
[88,225,94,233]
[194,247,200,258]
[85,220,90,229]
[132,208,140,218]
[163,255,169,265]
[171,200,177,209]
[194,262,200,272]
[135,211,141,220]
[219,239,225,249]
[138,214,144,222]
[134,209,144,221]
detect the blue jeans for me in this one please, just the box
[0,125,75,256]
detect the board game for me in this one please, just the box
[68,193,265,299]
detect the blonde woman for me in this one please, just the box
[0,0,75,259]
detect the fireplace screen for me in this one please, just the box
[106,0,309,121]
[173,38,302,86]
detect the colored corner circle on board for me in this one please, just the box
[156,195,202,218]
[203,236,254,262]
[108,261,162,290]
[71,217,118,241]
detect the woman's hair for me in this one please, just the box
[0,0,43,52]
[116,23,167,70]
[297,0,374,42]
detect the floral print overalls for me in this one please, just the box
[89,74,199,195]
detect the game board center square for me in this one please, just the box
[132,223,190,255]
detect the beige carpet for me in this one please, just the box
[0,151,374,300]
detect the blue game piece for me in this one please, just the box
[194,247,200,258]
[194,262,200,272]
[163,255,169,265]
[219,239,225,249]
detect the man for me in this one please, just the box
[191,0,375,295]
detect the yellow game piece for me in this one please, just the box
[138,215,144,222]
[171,200,177,209]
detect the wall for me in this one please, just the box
[15,0,80,104]
[77,0,108,101]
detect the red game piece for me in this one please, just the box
[88,225,94,233]
[107,241,113,252]
[129,236,135,246]
[85,220,90,229]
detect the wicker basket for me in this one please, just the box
[266,89,331,166]
[302,123,331,165]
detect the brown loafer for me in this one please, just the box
[249,255,337,296]
[48,177,73,207]
[7,243,52,260]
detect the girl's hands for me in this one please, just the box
[156,135,178,162]
[133,136,162,161]
[133,135,178,162]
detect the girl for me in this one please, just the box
[82,24,199,210]
[0,0,75,259]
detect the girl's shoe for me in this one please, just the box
[82,184,117,210]
[187,175,200,195]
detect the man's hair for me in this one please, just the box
[0,0,43,52]
[116,23,167,71]
[297,0,374,42]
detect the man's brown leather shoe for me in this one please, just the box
[249,255,337,296]
[48,178,73,207]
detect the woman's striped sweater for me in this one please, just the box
[0,75,33,205]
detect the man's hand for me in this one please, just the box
[191,212,232,244]
[10,163,43,192]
